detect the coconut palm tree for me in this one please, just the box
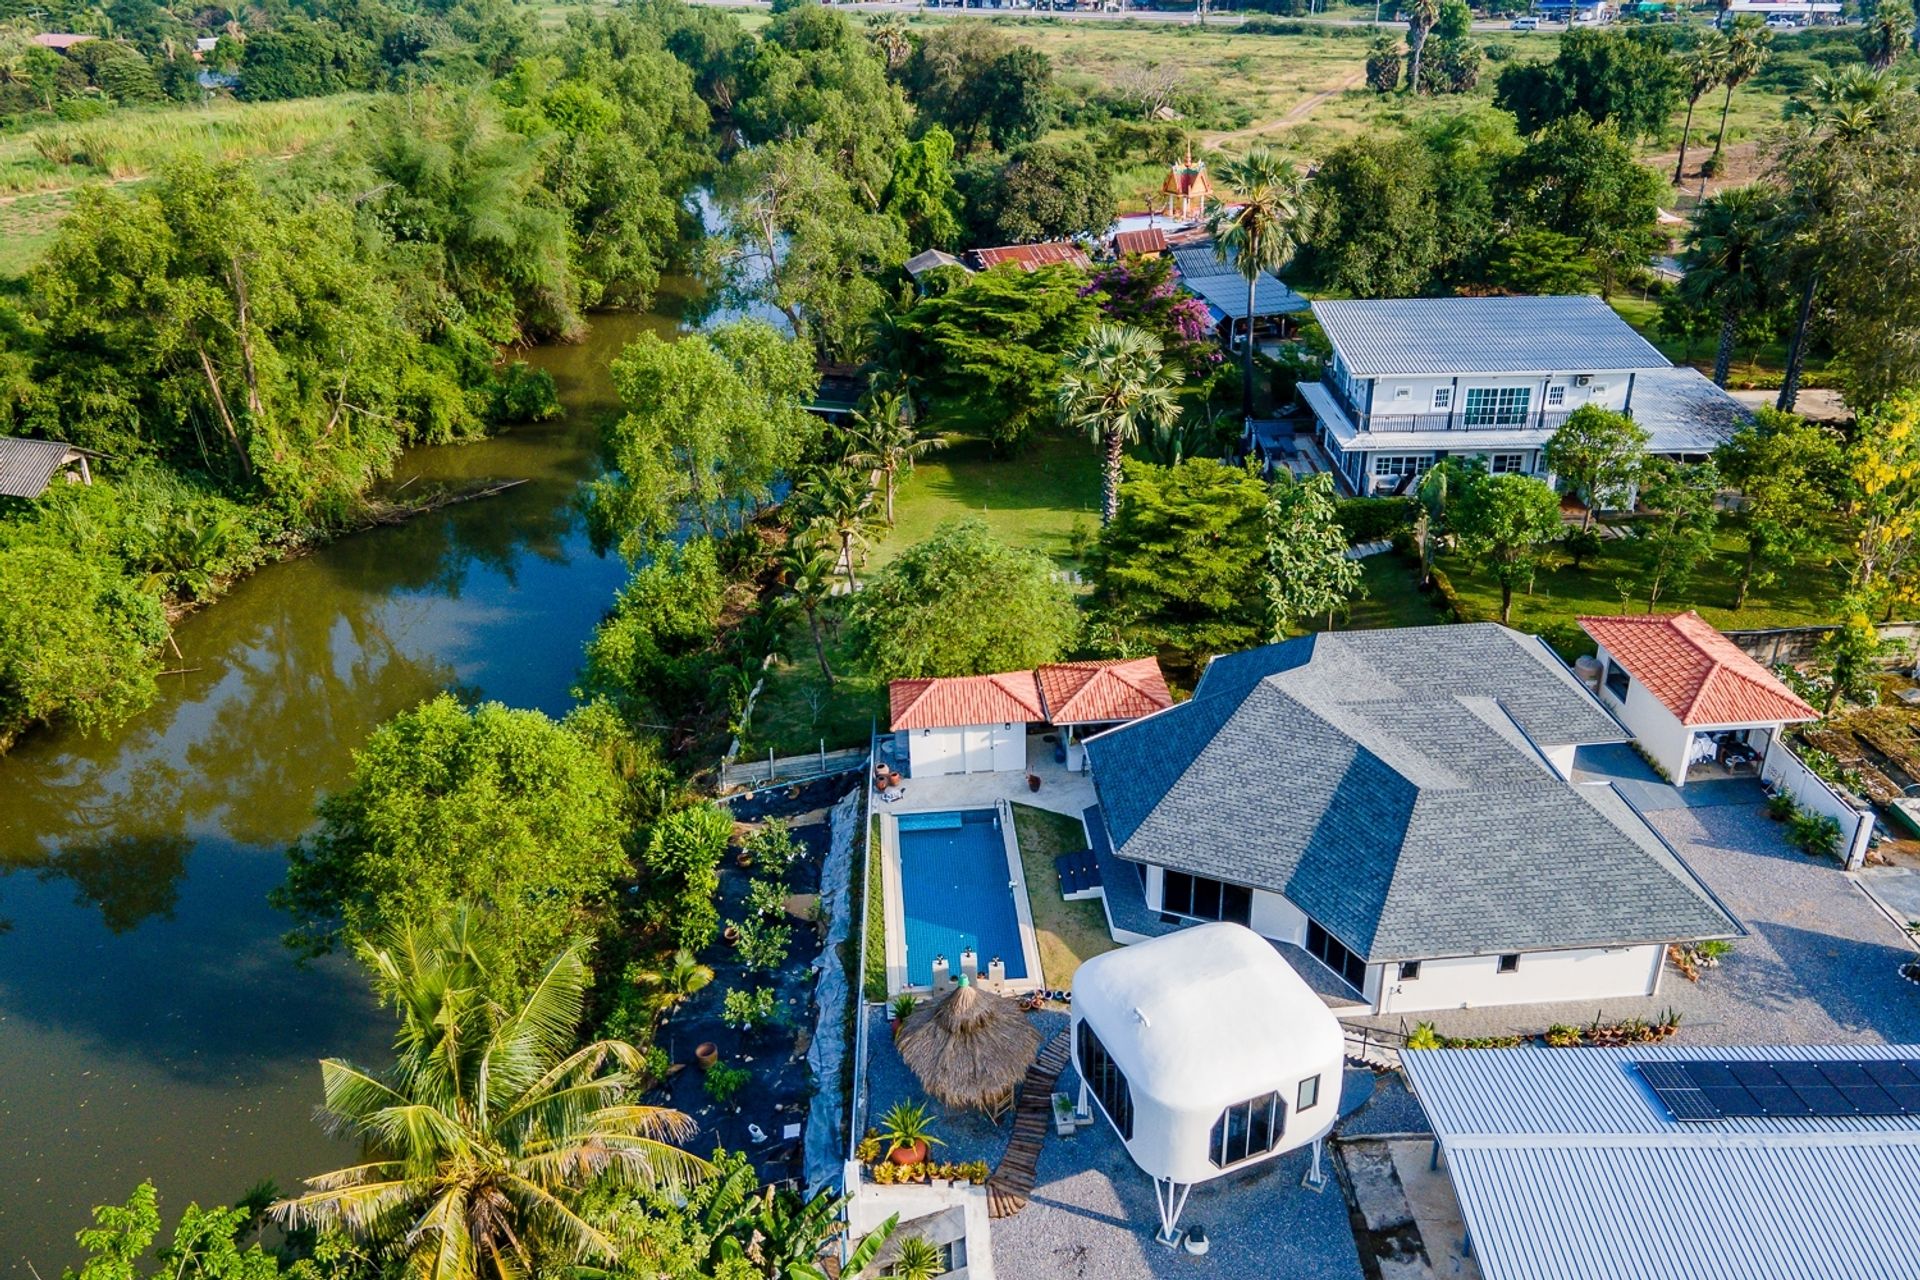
[778,534,841,682]
[640,947,715,1018]
[1203,149,1311,421]
[1679,185,1779,388]
[1710,18,1772,164]
[1674,36,1728,183]
[1405,0,1441,95]
[843,391,944,525]
[1059,324,1182,525]
[804,466,876,594]
[272,909,707,1280]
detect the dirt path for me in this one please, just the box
[1209,70,1366,144]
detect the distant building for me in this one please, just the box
[1296,295,1749,495]
[0,437,98,499]
[1111,227,1168,259]
[1160,148,1212,221]
[903,249,965,283]
[1169,244,1310,353]
[31,33,98,50]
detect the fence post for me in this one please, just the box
[768,748,775,785]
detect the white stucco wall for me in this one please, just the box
[1594,646,1694,783]
[904,723,1027,776]
[1369,372,1631,417]
[845,1169,994,1280]
[1377,944,1665,1014]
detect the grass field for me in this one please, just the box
[868,431,1103,572]
[0,95,366,278]
[1433,515,1849,642]
[1010,802,1117,988]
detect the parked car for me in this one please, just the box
[1510,15,1541,27]
[1766,13,1803,25]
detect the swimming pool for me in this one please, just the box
[896,808,1030,988]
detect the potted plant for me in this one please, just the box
[694,1041,720,1070]
[1052,1091,1078,1136]
[880,1100,944,1166]
[1026,773,1041,792]
[895,1238,944,1280]
[723,922,741,945]
[890,993,918,1037]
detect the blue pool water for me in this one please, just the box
[897,808,1029,987]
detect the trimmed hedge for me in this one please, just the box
[1333,496,1416,545]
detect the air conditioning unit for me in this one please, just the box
[1574,374,1593,387]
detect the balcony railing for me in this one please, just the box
[1330,387,1577,435]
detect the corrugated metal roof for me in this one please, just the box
[1171,247,1309,319]
[1404,1045,1920,1280]
[1312,296,1669,377]
[1113,228,1168,256]
[965,242,1089,272]
[0,436,78,499]
[1626,364,1751,453]
[1580,611,1816,727]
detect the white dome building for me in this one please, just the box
[1069,922,1346,1241]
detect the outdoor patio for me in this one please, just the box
[876,730,1097,821]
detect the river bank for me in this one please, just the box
[0,308,665,1272]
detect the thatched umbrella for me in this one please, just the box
[895,977,1043,1120]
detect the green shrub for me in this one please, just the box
[646,803,733,880]
[746,876,788,921]
[677,866,721,953]
[745,817,801,879]
[1333,498,1416,547]
[723,985,781,1029]
[736,915,792,972]
[705,1064,752,1105]
[1788,810,1842,859]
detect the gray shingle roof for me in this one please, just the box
[1083,624,1737,961]
[1312,295,1670,377]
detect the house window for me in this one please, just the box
[1498,953,1521,974]
[1305,919,1368,991]
[1078,1021,1134,1140]
[1432,386,1454,411]
[1463,386,1533,426]
[1162,870,1252,926]
[1298,1074,1322,1113]
[1398,960,1422,981]
[1209,1091,1284,1168]
[1490,453,1527,474]
[1546,384,1566,407]
[1604,661,1631,703]
[1372,454,1433,478]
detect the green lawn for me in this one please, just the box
[745,610,884,758]
[1338,552,1452,632]
[1010,803,1117,990]
[1434,516,1848,647]
[864,813,886,1001]
[868,432,1101,571]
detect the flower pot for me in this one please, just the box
[736,852,754,868]
[1026,774,1041,792]
[694,1042,719,1070]
[724,924,741,945]
[888,1140,928,1166]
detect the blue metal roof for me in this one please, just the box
[1170,246,1310,320]
[1404,1045,1920,1280]
[1312,295,1670,377]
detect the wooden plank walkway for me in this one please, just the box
[986,1030,1073,1219]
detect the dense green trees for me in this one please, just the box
[896,264,1100,449]
[1676,185,1780,388]
[277,695,631,1000]
[1493,28,1681,141]
[899,23,1055,151]
[850,517,1078,678]
[1495,117,1661,292]
[1544,407,1647,530]
[1302,134,1442,298]
[578,538,729,728]
[1089,459,1269,673]
[1716,410,1844,609]
[1263,473,1362,637]
[960,139,1114,244]
[1450,473,1563,625]
[588,321,819,555]
[60,1183,277,1280]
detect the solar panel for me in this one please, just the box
[1635,1059,1920,1122]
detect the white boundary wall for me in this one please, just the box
[1761,743,1874,870]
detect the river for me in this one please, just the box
[0,303,689,1269]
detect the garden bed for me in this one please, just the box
[649,779,856,1187]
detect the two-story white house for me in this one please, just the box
[1296,295,1749,496]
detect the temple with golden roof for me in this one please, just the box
[1161,147,1212,220]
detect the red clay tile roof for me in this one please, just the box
[1034,658,1174,725]
[1113,228,1168,256]
[965,242,1090,272]
[32,32,96,48]
[1578,611,1817,726]
[889,672,1045,731]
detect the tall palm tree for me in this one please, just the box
[1679,186,1778,388]
[272,910,707,1280]
[1674,36,1728,183]
[1773,68,1902,410]
[1059,324,1182,525]
[805,466,876,594]
[1710,18,1772,163]
[1405,0,1441,95]
[843,391,944,525]
[1858,0,1914,72]
[778,534,841,682]
[1203,149,1311,421]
